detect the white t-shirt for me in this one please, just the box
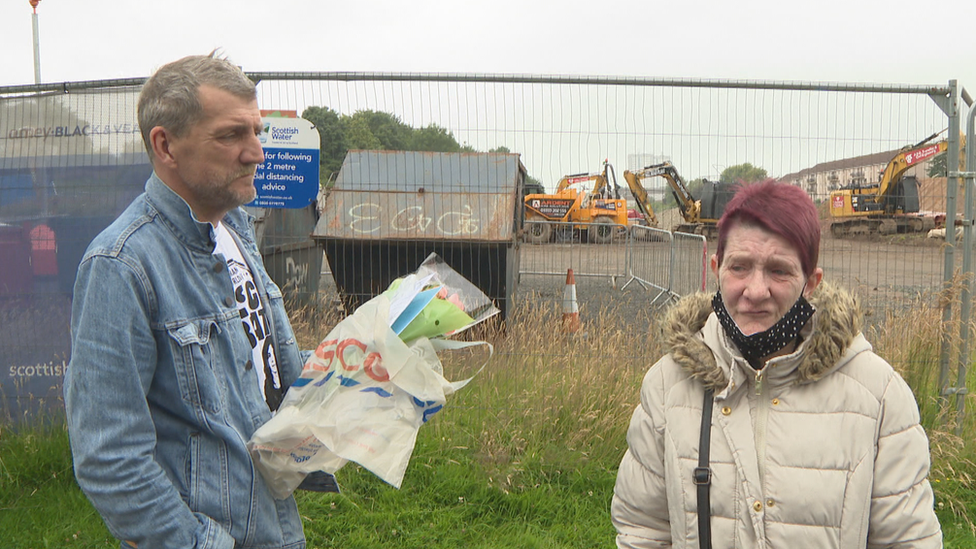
[213,222,283,410]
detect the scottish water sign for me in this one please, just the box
[251,117,320,209]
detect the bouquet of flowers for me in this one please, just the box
[248,253,498,498]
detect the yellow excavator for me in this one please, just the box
[624,161,735,239]
[621,166,660,231]
[523,161,633,244]
[827,132,959,237]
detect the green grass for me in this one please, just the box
[297,437,617,548]
[0,421,115,548]
[1,296,974,548]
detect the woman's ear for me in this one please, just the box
[804,267,824,298]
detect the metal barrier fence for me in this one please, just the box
[672,232,709,297]
[621,225,672,306]
[519,221,705,308]
[1,73,974,426]
[519,220,629,285]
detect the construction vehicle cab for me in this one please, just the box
[523,161,630,244]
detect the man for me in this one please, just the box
[64,53,309,548]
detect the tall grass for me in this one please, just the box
[871,283,976,537]
[1,291,974,547]
[291,287,976,544]
[432,297,655,491]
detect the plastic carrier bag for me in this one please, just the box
[248,253,497,498]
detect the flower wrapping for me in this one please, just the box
[248,254,496,498]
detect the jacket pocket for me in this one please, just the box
[166,319,225,413]
[186,431,233,533]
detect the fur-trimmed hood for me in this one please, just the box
[661,281,864,390]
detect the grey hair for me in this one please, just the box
[137,51,257,161]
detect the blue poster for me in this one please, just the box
[250,117,321,209]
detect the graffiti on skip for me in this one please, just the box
[284,257,309,290]
[348,202,480,236]
[391,206,433,232]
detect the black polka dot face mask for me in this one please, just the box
[711,291,815,370]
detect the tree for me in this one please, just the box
[720,163,767,184]
[344,110,412,151]
[410,124,463,152]
[523,174,544,196]
[301,106,346,185]
[685,177,706,198]
[342,115,384,151]
[927,150,966,178]
[299,106,544,189]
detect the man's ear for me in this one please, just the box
[149,126,177,169]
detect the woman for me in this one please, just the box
[611,180,942,548]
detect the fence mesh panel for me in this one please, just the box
[1,74,968,423]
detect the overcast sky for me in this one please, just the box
[1,0,974,90]
[2,0,974,187]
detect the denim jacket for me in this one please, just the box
[64,173,306,549]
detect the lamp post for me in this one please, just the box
[30,0,41,84]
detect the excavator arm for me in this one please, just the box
[875,135,948,203]
[622,170,658,226]
[555,172,598,194]
[555,162,622,207]
[625,162,702,224]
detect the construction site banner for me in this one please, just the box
[1,89,150,422]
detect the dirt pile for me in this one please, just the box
[918,177,962,216]
[654,207,686,231]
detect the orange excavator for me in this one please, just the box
[523,161,632,244]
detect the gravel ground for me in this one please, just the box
[317,261,670,331]
[316,228,950,334]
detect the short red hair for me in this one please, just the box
[715,179,821,277]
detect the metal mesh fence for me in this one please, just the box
[672,232,709,297]
[1,73,972,423]
[621,226,672,306]
[248,75,956,313]
[1,86,149,422]
[519,221,630,283]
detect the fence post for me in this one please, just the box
[950,100,976,433]
[938,80,963,414]
[701,240,708,292]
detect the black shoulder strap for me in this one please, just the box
[694,388,714,549]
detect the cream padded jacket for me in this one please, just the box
[611,283,942,549]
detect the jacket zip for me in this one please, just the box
[754,367,770,486]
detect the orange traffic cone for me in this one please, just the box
[562,268,580,333]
